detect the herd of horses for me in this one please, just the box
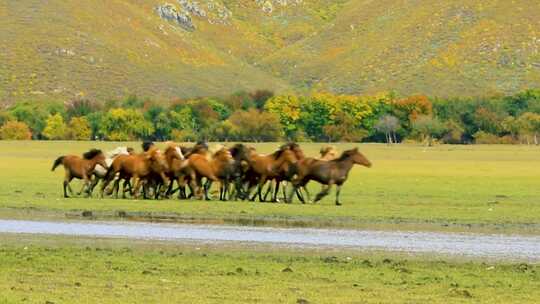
[51,142,372,205]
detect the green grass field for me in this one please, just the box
[0,234,538,304]
[0,141,539,233]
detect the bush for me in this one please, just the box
[68,117,91,140]
[42,113,67,140]
[473,131,517,144]
[0,121,32,140]
[171,129,198,142]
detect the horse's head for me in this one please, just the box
[146,147,168,171]
[165,142,184,161]
[347,148,372,168]
[83,149,108,169]
[284,142,305,160]
[214,147,233,163]
[279,148,298,165]
[320,146,338,160]
[230,144,250,162]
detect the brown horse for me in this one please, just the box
[263,143,305,202]
[244,146,298,202]
[100,147,169,199]
[288,148,372,206]
[186,147,234,200]
[52,149,107,198]
[163,142,196,199]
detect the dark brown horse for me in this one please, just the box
[288,148,372,206]
[52,149,107,198]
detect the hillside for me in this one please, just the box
[1,0,539,102]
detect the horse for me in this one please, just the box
[186,146,234,200]
[228,143,252,200]
[100,147,169,199]
[263,143,305,202]
[88,146,133,194]
[244,146,298,202]
[51,149,107,198]
[319,146,339,160]
[288,148,372,206]
[163,142,195,199]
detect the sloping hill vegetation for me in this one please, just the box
[1,0,539,102]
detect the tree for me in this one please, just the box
[299,96,333,141]
[474,107,503,135]
[265,94,302,139]
[86,112,104,140]
[68,117,91,140]
[100,108,154,141]
[43,113,67,140]
[442,119,465,144]
[66,98,99,118]
[516,112,540,145]
[0,121,32,140]
[374,115,400,144]
[250,90,274,110]
[9,102,48,138]
[412,115,446,146]
[392,95,433,133]
[323,111,368,142]
[228,109,283,141]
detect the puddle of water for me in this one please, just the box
[0,219,539,261]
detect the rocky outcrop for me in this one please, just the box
[254,0,303,14]
[156,3,195,31]
[156,1,233,30]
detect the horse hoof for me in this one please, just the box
[335,202,342,206]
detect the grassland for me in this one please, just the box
[0,234,538,304]
[2,0,540,102]
[0,141,539,233]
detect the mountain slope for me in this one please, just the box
[1,0,539,102]
[261,0,540,96]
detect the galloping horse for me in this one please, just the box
[52,149,107,198]
[88,146,133,194]
[245,146,298,202]
[263,143,305,202]
[186,146,234,200]
[101,147,169,199]
[288,148,372,206]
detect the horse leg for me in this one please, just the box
[132,177,142,199]
[88,174,100,195]
[314,183,333,202]
[299,186,312,203]
[335,184,342,206]
[263,181,273,202]
[82,175,92,197]
[204,179,213,201]
[273,181,281,203]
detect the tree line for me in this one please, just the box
[1,89,540,144]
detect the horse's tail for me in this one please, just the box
[51,156,65,171]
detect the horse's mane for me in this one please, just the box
[142,141,154,152]
[271,147,286,159]
[280,142,299,151]
[335,149,356,161]
[83,149,103,160]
